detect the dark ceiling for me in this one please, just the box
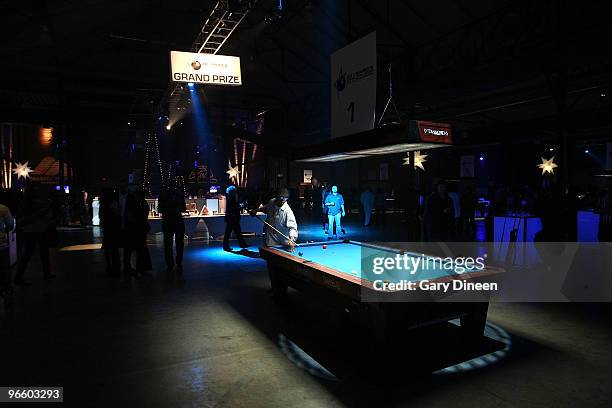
[2,0,612,146]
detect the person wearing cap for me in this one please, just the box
[251,187,298,249]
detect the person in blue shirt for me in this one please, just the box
[324,185,346,239]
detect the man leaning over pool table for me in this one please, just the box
[250,187,298,250]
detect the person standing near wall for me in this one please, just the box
[360,186,375,227]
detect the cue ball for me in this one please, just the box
[322,245,327,249]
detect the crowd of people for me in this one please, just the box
[298,178,478,242]
[296,177,612,244]
[99,184,152,276]
[2,177,612,296]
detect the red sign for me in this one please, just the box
[416,121,452,144]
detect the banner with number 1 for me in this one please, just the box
[330,32,377,139]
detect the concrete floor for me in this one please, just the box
[1,219,611,408]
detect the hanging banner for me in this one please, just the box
[303,169,313,183]
[379,163,389,181]
[331,32,377,139]
[460,155,475,178]
[170,51,242,86]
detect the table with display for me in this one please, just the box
[260,240,504,343]
[148,212,266,239]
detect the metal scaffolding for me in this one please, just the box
[160,1,255,120]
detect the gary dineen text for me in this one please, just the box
[369,254,498,292]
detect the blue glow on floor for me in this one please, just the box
[185,244,262,264]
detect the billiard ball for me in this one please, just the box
[298,252,303,256]
[322,244,327,249]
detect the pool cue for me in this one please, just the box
[253,214,300,247]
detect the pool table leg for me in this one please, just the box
[268,267,288,302]
[460,302,489,340]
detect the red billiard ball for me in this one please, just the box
[322,245,327,249]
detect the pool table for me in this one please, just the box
[260,240,504,343]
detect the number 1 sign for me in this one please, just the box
[330,32,377,139]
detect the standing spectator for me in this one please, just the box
[118,184,132,273]
[222,185,248,252]
[595,190,612,242]
[311,178,322,223]
[304,181,313,215]
[0,203,14,233]
[360,186,375,226]
[374,188,386,225]
[321,182,330,233]
[132,190,152,274]
[404,187,422,241]
[159,185,186,268]
[460,187,477,240]
[120,186,150,275]
[79,190,90,226]
[14,184,57,286]
[423,182,454,241]
[324,185,346,239]
[448,184,461,240]
[100,188,121,275]
[0,203,15,294]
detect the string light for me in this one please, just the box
[143,132,151,193]
[142,131,165,194]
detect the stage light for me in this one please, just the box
[601,92,607,97]
[585,149,590,154]
[166,124,172,130]
[479,155,485,161]
[127,122,131,125]
[188,82,195,87]
[549,147,554,152]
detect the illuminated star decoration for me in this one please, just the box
[538,156,558,175]
[13,161,34,180]
[226,164,240,181]
[402,151,428,170]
